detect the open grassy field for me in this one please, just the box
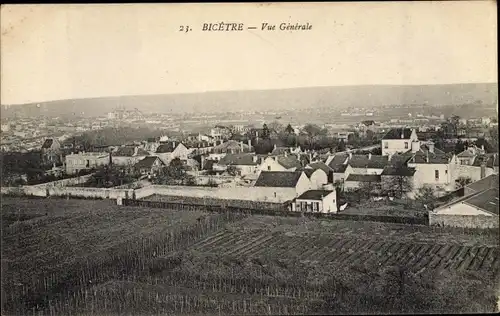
[1,196,499,315]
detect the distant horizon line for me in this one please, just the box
[2,81,498,107]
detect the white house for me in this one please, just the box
[254,171,311,201]
[381,128,419,156]
[407,143,454,195]
[430,187,498,228]
[214,153,262,177]
[303,168,329,190]
[155,141,191,165]
[260,154,302,172]
[65,152,109,175]
[111,146,150,166]
[347,153,389,175]
[292,190,338,213]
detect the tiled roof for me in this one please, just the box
[463,188,499,215]
[345,174,381,182]
[410,146,450,164]
[134,156,163,169]
[214,140,251,152]
[254,171,303,188]
[277,155,302,169]
[297,190,334,201]
[332,164,348,173]
[271,147,291,155]
[348,154,389,169]
[326,153,349,170]
[456,149,477,158]
[41,139,54,149]
[389,151,414,165]
[381,166,416,176]
[218,153,259,166]
[306,161,332,175]
[382,128,414,140]
[465,174,498,193]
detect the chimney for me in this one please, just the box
[248,139,252,149]
[481,145,485,152]
[368,153,372,160]
[134,146,138,156]
[172,141,176,148]
[274,144,277,150]
[348,152,352,159]
[240,141,244,152]
[428,141,435,154]
[253,155,258,163]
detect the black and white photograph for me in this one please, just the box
[0,2,498,315]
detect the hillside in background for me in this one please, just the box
[1,83,497,119]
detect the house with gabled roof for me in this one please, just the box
[381,127,418,156]
[155,141,191,165]
[214,153,262,178]
[133,156,165,176]
[347,153,389,175]
[343,174,382,191]
[430,184,499,229]
[260,154,303,172]
[254,170,311,200]
[41,138,62,166]
[301,165,329,190]
[111,145,150,166]
[292,189,338,213]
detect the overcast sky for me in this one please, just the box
[1,2,497,105]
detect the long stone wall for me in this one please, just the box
[429,213,499,229]
[30,174,94,188]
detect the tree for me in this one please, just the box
[268,121,284,134]
[336,139,346,152]
[285,124,295,135]
[226,165,239,176]
[455,176,472,189]
[358,180,381,199]
[488,127,498,152]
[415,185,437,210]
[261,124,270,139]
[454,140,468,154]
[153,157,195,185]
[382,163,413,199]
[302,124,326,149]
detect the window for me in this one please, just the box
[312,202,318,212]
[384,142,388,149]
[404,142,408,149]
[435,170,439,180]
[445,170,448,175]
[268,166,271,171]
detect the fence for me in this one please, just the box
[121,199,428,225]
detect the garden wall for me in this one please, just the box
[136,185,296,203]
[29,174,94,188]
[429,213,499,229]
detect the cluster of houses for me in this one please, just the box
[34,126,498,225]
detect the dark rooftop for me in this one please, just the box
[254,171,303,188]
[465,174,498,193]
[297,190,334,201]
[41,139,54,149]
[134,156,164,169]
[218,153,260,166]
[381,166,416,177]
[382,128,414,140]
[463,188,499,215]
[345,174,381,182]
[348,154,389,169]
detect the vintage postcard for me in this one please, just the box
[1,2,498,315]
